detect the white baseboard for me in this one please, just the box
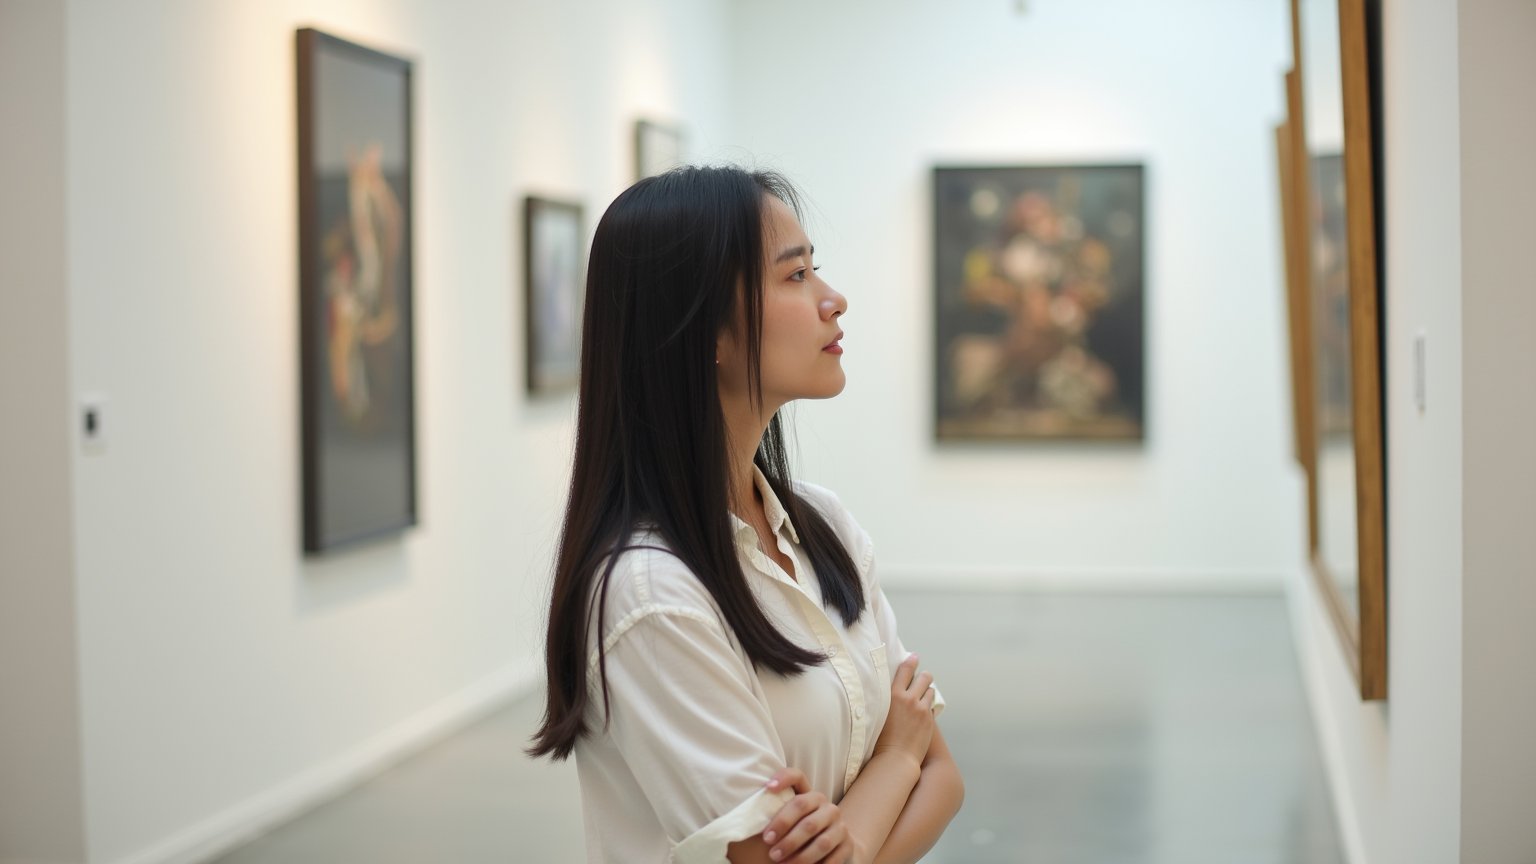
[111,658,543,864]
[1283,566,1370,864]
[876,566,1285,594]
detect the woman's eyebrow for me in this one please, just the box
[774,244,814,264]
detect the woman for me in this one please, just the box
[528,166,963,863]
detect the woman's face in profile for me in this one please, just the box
[718,195,849,412]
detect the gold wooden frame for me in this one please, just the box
[1286,0,1387,700]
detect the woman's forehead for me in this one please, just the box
[763,195,809,252]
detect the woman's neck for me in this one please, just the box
[721,394,777,519]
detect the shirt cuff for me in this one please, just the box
[670,785,795,864]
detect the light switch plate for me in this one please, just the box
[1413,331,1427,412]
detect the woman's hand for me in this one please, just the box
[759,768,859,863]
[871,654,936,769]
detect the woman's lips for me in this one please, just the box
[823,333,844,355]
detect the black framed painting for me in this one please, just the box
[297,28,417,554]
[933,164,1146,442]
[633,119,684,181]
[523,196,584,394]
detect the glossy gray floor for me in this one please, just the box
[211,590,1342,863]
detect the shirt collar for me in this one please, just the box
[728,465,801,546]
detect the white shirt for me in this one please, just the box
[573,471,945,863]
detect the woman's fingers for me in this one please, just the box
[776,802,843,864]
[760,768,812,848]
[907,670,934,698]
[919,682,937,711]
[892,652,919,691]
[761,790,819,847]
[764,767,810,796]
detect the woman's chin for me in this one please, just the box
[770,369,847,404]
[809,372,847,400]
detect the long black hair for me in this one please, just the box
[527,166,865,760]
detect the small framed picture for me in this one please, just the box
[633,119,685,181]
[296,28,417,554]
[524,196,585,394]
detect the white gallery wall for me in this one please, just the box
[53,0,730,861]
[0,1,87,860]
[724,0,1304,589]
[1457,0,1536,857]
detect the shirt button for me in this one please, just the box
[854,707,865,720]
[826,646,838,657]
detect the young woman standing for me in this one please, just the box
[528,166,963,863]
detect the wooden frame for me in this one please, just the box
[297,28,418,554]
[1287,0,1386,700]
[931,164,1146,443]
[523,196,585,395]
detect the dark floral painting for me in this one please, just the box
[934,165,1145,441]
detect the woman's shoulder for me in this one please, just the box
[790,480,875,577]
[789,479,841,514]
[592,531,726,635]
[581,533,742,681]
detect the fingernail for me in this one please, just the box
[766,779,779,789]
[764,831,777,843]
[770,850,782,861]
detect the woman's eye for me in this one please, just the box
[790,265,821,283]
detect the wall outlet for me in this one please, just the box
[80,393,108,453]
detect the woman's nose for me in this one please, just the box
[819,288,847,320]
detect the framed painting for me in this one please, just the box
[524,196,585,394]
[933,165,1146,442]
[1288,0,1387,700]
[297,28,417,554]
[633,119,684,181]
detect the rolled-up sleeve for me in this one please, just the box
[597,606,795,863]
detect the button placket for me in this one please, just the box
[789,572,868,795]
[748,520,871,797]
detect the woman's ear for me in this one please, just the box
[716,326,738,370]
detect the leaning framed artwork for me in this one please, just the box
[1287,0,1387,700]
[296,28,417,554]
[933,165,1146,442]
[523,196,585,394]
